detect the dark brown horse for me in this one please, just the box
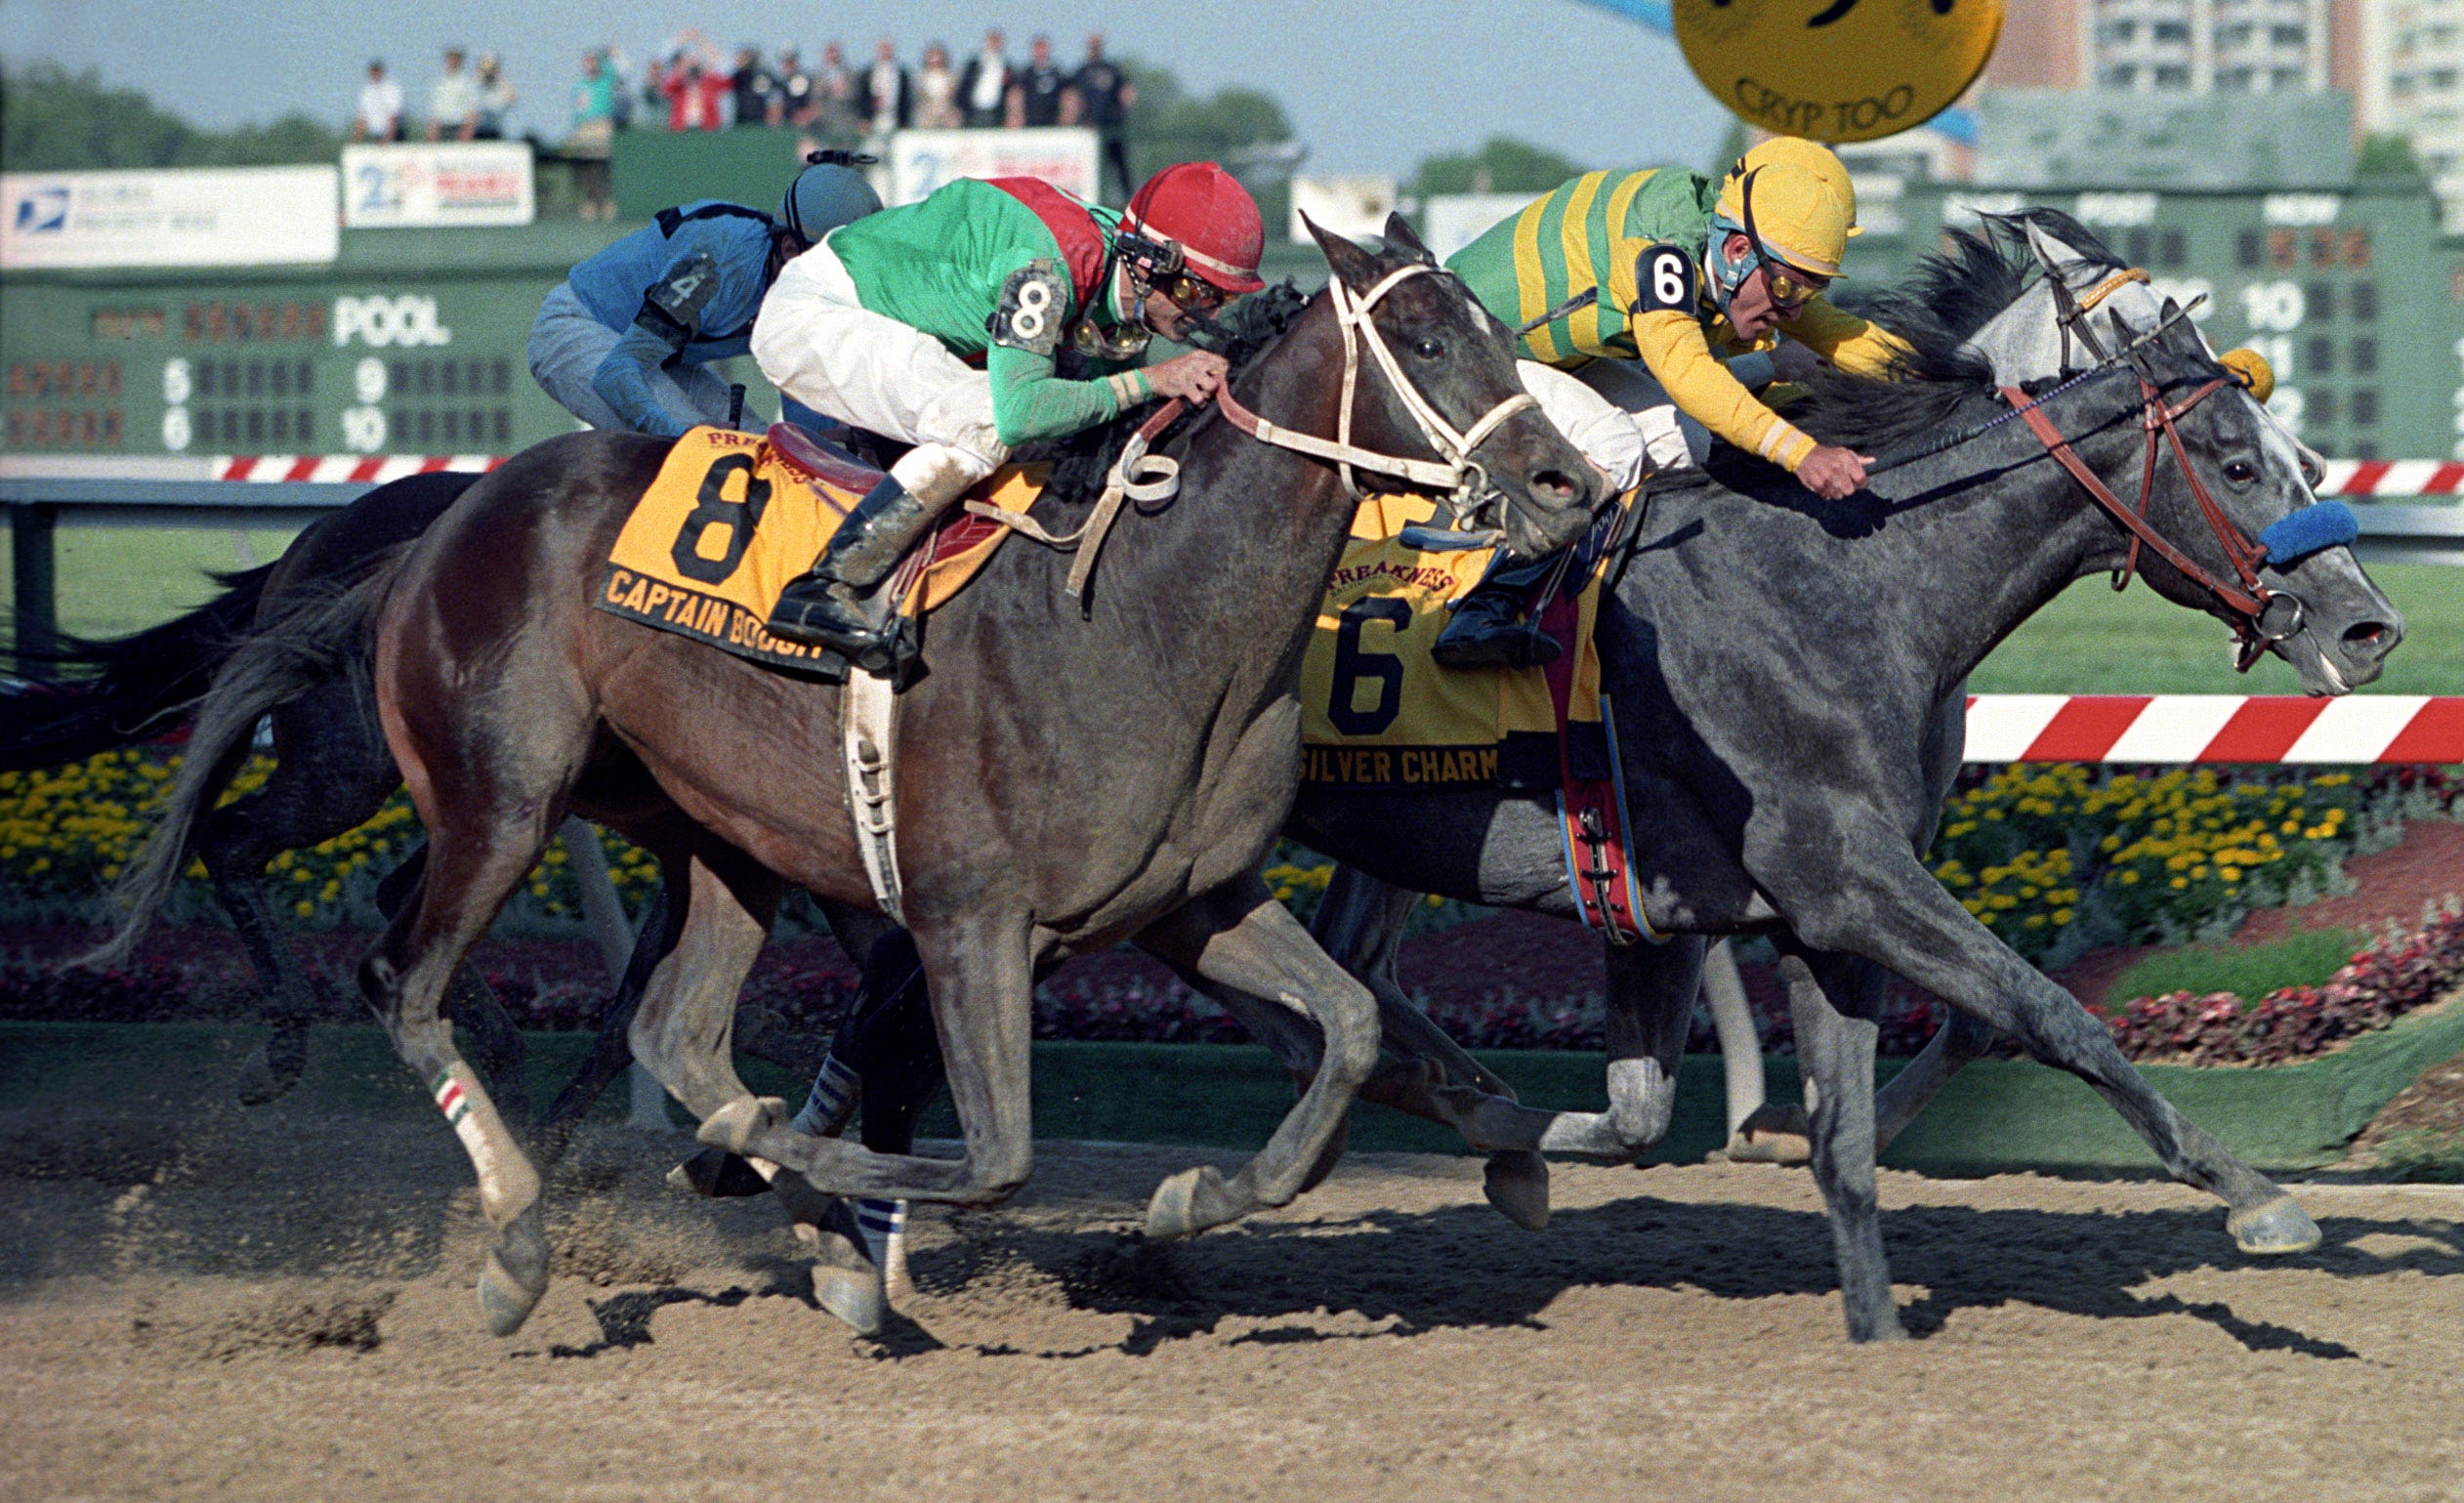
[266,219,1594,1334]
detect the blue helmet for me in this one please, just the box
[780,151,883,245]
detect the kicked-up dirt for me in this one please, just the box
[2,1090,2460,1502]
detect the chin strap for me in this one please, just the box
[1215,263,1537,518]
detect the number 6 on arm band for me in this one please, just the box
[1631,243,1699,316]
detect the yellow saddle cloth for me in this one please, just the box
[595,426,1024,673]
[1299,491,1617,791]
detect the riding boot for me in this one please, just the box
[766,476,936,667]
[1432,550,1565,669]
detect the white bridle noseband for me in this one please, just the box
[1218,262,1539,513]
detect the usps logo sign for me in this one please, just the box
[1,167,338,270]
[343,144,534,229]
[14,185,70,234]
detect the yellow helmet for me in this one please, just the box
[1715,137,1860,279]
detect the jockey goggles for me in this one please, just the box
[1735,169,1831,311]
[1113,228,1231,322]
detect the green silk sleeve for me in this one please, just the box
[984,342,1129,446]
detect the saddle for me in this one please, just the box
[594,425,1021,679]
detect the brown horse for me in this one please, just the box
[331,218,1595,1334]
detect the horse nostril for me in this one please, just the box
[2344,619,2397,657]
[1531,469,1580,503]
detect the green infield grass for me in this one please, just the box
[1969,561,2464,697]
[2105,925,2368,1007]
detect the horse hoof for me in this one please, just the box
[476,1207,551,1337]
[694,1095,785,1155]
[1846,1308,1910,1344]
[1482,1151,1550,1232]
[233,1036,307,1107]
[812,1262,886,1336]
[1723,1104,1812,1165]
[666,1148,773,1198]
[1145,1164,1234,1241]
[2228,1194,2321,1255]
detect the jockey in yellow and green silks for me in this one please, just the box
[1437,138,1909,667]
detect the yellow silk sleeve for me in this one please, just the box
[1630,309,1817,473]
[1778,298,1912,378]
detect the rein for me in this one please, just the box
[1215,262,1538,517]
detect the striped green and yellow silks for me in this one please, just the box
[1445,167,1724,367]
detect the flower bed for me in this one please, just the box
[5,751,2459,1068]
[2103,900,2464,1065]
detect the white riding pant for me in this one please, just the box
[526,282,740,433]
[752,239,1010,507]
[1515,358,1707,495]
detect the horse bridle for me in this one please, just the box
[1998,329,2300,671]
[1215,262,1539,523]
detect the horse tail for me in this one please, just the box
[79,546,413,971]
[0,563,276,772]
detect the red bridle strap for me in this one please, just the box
[1999,376,2270,629]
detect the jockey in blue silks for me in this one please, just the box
[526,150,882,438]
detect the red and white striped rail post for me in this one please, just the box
[1963,695,2464,764]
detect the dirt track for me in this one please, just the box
[4,1094,2461,1503]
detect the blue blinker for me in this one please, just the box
[2256,500,2360,566]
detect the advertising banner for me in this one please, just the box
[342,143,534,228]
[1289,176,1398,244]
[1420,193,1533,262]
[2,166,339,270]
[888,127,1100,206]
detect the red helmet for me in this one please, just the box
[1122,161,1266,294]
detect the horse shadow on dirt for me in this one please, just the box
[905,1194,2463,1360]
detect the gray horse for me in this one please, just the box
[817,213,2402,1342]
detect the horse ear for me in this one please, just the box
[1380,211,1437,267]
[1301,211,1378,289]
[2022,218,2093,283]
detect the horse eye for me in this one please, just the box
[1412,338,1443,359]
[2224,459,2257,485]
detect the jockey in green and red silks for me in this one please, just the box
[754,162,1265,667]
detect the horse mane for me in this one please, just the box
[1786,209,2131,456]
[1021,280,1316,504]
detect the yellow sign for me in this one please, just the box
[1673,0,2005,145]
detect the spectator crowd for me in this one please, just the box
[352,32,1141,206]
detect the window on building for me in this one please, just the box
[2352,390,2379,427]
[2153,21,2191,43]
[2156,64,2193,88]
[2101,64,2138,90]
[2305,336,2335,374]
[2235,229,2261,268]
[2271,68,2305,90]
[2351,282,2379,320]
[2217,66,2254,90]
[2351,338,2378,374]
[2159,229,2187,267]
[2271,25,2306,47]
